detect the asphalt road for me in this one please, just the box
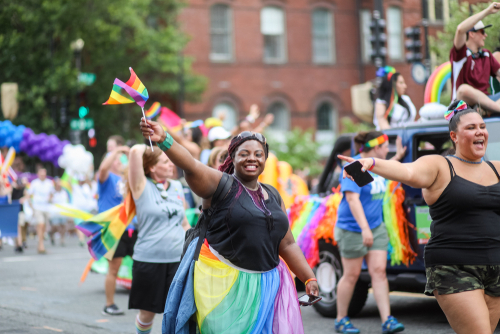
[0,235,495,334]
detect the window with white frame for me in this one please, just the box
[212,102,237,130]
[360,9,372,63]
[261,6,287,63]
[312,8,335,64]
[267,102,290,131]
[426,0,449,22]
[210,4,232,61]
[316,102,336,131]
[386,7,403,61]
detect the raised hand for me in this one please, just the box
[489,2,500,14]
[337,155,375,181]
[140,118,165,143]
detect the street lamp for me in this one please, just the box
[70,38,85,72]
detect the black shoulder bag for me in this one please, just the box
[181,173,233,261]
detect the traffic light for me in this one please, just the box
[79,106,89,118]
[370,15,387,66]
[88,128,96,148]
[405,26,422,63]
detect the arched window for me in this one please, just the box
[212,102,237,130]
[267,101,290,131]
[210,4,233,61]
[316,102,338,156]
[261,6,287,63]
[311,8,335,64]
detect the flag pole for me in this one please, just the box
[141,107,154,151]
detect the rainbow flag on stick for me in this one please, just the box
[0,147,15,177]
[76,192,136,260]
[103,67,152,150]
[145,102,161,119]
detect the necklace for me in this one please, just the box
[233,176,271,216]
[448,155,483,165]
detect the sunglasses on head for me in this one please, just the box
[237,131,267,145]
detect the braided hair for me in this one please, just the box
[218,134,269,173]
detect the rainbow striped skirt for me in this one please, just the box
[162,238,304,334]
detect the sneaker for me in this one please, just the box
[102,304,125,316]
[15,246,23,253]
[382,315,404,334]
[335,317,360,334]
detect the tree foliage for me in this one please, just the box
[265,128,323,177]
[0,0,206,159]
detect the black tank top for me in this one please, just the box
[424,158,500,267]
[206,180,289,272]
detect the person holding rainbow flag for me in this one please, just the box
[140,118,319,334]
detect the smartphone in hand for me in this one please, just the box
[344,160,374,187]
[298,294,322,306]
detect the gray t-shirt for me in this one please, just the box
[133,179,186,263]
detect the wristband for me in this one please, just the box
[157,132,174,151]
[368,158,375,171]
[305,278,317,286]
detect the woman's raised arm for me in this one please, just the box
[140,118,222,199]
[128,144,148,199]
[338,154,441,190]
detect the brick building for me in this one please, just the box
[178,0,481,139]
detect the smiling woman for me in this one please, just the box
[339,100,500,334]
[139,119,319,334]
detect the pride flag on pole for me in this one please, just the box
[103,67,149,108]
[145,102,161,119]
[76,192,136,260]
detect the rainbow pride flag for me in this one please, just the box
[145,102,161,119]
[60,172,75,203]
[159,107,182,132]
[76,192,136,260]
[103,67,149,108]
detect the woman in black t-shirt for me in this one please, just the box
[339,100,500,334]
[140,119,318,333]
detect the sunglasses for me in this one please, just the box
[237,131,267,145]
[155,182,168,200]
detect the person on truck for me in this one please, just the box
[374,67,416,130]
[339,100,500,334]
[334,131,406,334]
[452,2,500,114]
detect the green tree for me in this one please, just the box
[339,116,374,134]
[0,0,206,159]
[265,128,323,177]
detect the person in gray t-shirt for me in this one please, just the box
[127,144,189,334]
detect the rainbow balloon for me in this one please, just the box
[424,62,451,104]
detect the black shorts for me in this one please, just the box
[129,261,180,313]
[113,230,137,259]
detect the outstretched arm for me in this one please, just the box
[454,3,499,50]
[98,146,129,183]
[128,144,148,200]
[338,154,440,189]
[140,118,222,199]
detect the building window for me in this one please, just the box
[386,7,403,61]
[316,102,336,131]
[212,102,237,130]
[261,6,287,64]
[210,4,232,61]
[267,102,290,131]
[425,0,449,22]
[312,8,335,64]
[360,9,372,64]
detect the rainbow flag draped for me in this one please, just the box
[288,181,416,267]
[76,192,136,260]
[145,102,161,119]
[103,67,149,108]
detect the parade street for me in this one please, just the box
[0,236,493,334]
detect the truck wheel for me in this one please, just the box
[312,241,369,318]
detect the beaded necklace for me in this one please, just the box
[233,176,272,217]
[448,155,483,165]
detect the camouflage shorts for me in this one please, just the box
[424,265,500,296]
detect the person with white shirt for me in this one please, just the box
[374,70,417,130]
[48,177,69,246]
[28,168,54,254]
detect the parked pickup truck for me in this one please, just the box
[307,116,500,317]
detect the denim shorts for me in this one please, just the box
[424,265,500,296]
[334,223,389,259]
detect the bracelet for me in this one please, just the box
[368,158,375,171]
[305,278,317,286]
[157,132,174,151]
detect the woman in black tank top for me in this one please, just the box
[339,100,500,334]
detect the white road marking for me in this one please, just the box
[1,253,90,263]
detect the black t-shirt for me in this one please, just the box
[425,158,500,267]
[206,181,289,272]
[11,183,25,211]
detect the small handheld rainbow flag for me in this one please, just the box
[159,107,182,132]
[145,102,161,119]
[0,147,15,177]
[103,67,153,150]
[76,192,136,260]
